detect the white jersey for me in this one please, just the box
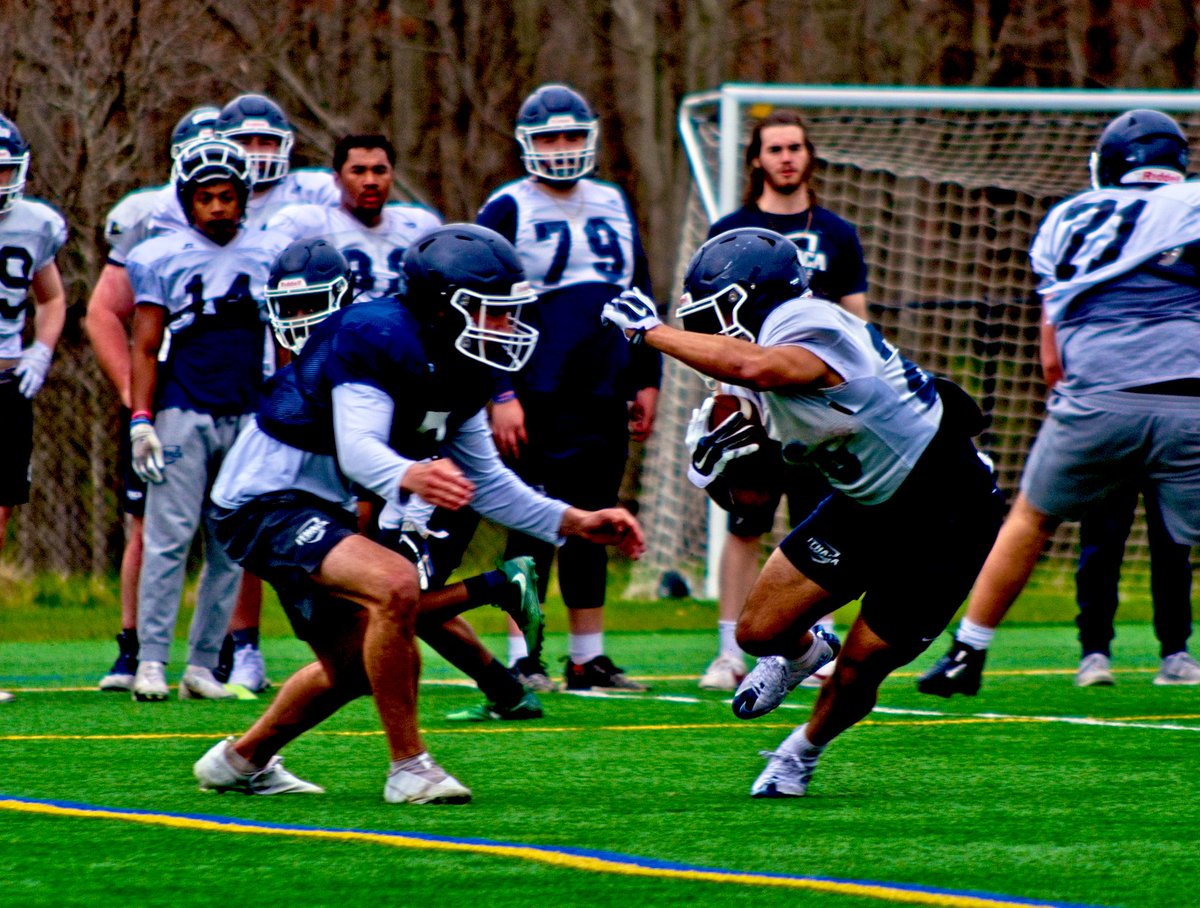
[0,198,68,357]
[1032,181,1200,323]
[267,202,442,300]
[753,298,942,505]
[104,184,175,265]
[481,177,637,291]
[1031,181,1200,394]
[243,170,340,231]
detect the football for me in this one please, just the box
[703,393,783,513]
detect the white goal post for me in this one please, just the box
[627,85,1200,600]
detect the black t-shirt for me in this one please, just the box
[709,204,868,303]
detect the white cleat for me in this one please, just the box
[799,657,836,689]
[179,665,235,700]
[385,753,472,805]
[132,660,169,702]
[750,749,819,799]
[228,646,270,693]
[1154,651,1200,685]
[1075,653,1114,687]
[698,653,747,691]
[732,628,839,719]
[194,738,324,795]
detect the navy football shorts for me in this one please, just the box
[213,490,359,642]
[0,373,33,507]
[778,424,1004,659]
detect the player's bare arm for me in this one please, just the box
[31,262,66,352]
[642,323,837,391]
[85,264,136,406]
[129,304,165,415]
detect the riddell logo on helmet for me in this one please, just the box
[277,278,307,290]
[1123,167,1184,184]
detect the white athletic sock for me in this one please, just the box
[718,620,743,658]
[791,629,833,673]
[390,751,430,774]
[569,632,604,665]
[224,741,260,775]
[957,617,995,651]
[507,635,529,666]
[780,723,825,759]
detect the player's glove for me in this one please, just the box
[129,417,166,484]
[601,288,662,344]
[685,397,762,489]
[15,341,52,399]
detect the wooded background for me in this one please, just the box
[2,0,1198,571]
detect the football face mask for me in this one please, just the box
[449,283,540,372]
[265,275,349,354]
[675,283,753,341]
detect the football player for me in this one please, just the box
[87,104,221,692]
[268,134,441,302]
[473,83,661,692]
[194,224,643,803]
[263,237,544,723]
[215,93,340,229]
[211,93,344,688]
[920,109,1200,695]
[0,114,67,557]
[125,137,291,703]
[700,110,870,693]
[602,227,1003,798]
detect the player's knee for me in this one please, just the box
[735,616,777,655]
[368,565,421,623]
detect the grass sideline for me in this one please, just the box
[2,623,1199,907]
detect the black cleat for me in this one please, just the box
[564,655,647,691]
[917,639,986,698]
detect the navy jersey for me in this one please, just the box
[0,198,67,358]
[126,225,289,415]
[257,297,493,458]
[709,204,867,303]
[478,177,660,399]
[214,296,570,540]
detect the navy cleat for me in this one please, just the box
[916,639,986,698]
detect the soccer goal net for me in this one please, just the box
[628,85,1200,600]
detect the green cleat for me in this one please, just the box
[498,556,544,657]
[445,691,544,722]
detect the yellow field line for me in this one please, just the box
[0,797,1101,908]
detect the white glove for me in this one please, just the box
[130,419,166,484]
[601,288,662,344]
[684,399,762,490]
[15,341,52,399]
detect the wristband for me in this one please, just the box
[492,391,517,404]
[131,410,153,423]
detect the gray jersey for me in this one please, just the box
[0,198,68,357]
[1031,182,1200,395]
[754,299,942,505]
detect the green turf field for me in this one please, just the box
[2,603,1197,908]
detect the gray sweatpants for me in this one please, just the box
[136,408,249,667]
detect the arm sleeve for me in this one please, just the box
[331,383,414,509]
[476,194,519,244]
[443,410,568,544]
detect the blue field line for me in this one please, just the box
[1,794,1108,908]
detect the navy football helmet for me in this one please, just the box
[174,137,254,224]
[515,84,598,183]
[170,105,221,161]
[0,113,30,216]
[677,228,809,341]
[1089,109,1189,190]
[265,239,350,354]
[402,224,539,371]
[216,94,294,186]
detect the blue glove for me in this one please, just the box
[601,288,662,344]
